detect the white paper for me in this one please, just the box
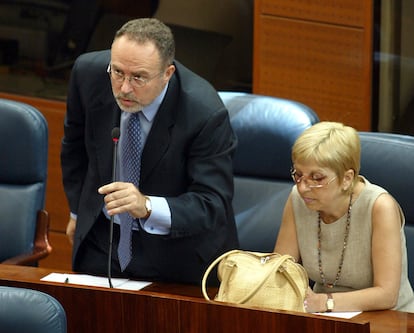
[41,273,152,290]
[313,311,362,319]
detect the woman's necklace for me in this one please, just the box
[318,193,353,288]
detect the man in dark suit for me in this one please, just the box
[61,18,238,284]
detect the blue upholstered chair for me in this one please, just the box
[0,286,66,333]
[0,98,51,265]
[359,132,414,286]
[219,92,319,252]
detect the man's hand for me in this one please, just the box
[66,217,76,244]
[98,182,148,218]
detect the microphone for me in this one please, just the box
[108,127,120,288]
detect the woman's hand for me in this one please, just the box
[304,287,328,313]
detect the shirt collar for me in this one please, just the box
[140,83,169,122]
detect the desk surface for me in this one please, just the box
[0,264,413,333]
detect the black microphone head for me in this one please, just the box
[111,127,120,141]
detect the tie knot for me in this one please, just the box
[126,112,141,132]
[129,112,140,122]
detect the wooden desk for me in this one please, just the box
[0,265,413,333]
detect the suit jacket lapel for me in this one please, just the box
[92,97,121,185]
[140,75,179,183]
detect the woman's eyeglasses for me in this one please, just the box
[290,167,337,188]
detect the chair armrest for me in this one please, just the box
[2,210,52,266]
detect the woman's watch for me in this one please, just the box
[326,293,334,312]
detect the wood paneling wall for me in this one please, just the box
[253,0,374,130]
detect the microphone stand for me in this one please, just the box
[108,128,120,288]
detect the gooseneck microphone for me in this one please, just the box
[108,127,120,288]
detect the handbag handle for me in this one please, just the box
[202,249,241,301]
[202,250,305,305]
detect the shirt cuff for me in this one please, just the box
[139,196,171,235]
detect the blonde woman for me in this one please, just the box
[275,122,414,313]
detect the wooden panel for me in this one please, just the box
[260,0,369,27]
[44,105,70,233]
[180,301,369,333]
[253,2,373,131]
[122,293,181,333]
[40,231,72,270]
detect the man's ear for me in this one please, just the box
[164,64,175,82]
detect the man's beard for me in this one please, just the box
[114,93,144,113]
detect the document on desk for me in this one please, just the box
[41,273,152,291]
[314,311,362,319]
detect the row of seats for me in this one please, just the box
[1,93,414,330]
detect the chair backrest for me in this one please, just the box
[359,131,414,286]
[0,286,66,333]
[0,98,48,261]
[219,92,319,252]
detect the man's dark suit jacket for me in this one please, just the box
[61,50,239,284]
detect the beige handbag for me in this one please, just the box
[202,250,308,312]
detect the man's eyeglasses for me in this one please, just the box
[290,167,337,188]
[107,64,163,88]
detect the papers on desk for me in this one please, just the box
[313,311,362,319]
[41,273,152,291]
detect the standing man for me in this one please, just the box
[61,18,238,284]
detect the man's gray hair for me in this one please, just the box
[114,18,175,67]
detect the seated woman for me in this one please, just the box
[274,121,414,313]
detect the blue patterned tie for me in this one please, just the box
[118,112,142,271]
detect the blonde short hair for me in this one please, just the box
[292,122,360,188]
